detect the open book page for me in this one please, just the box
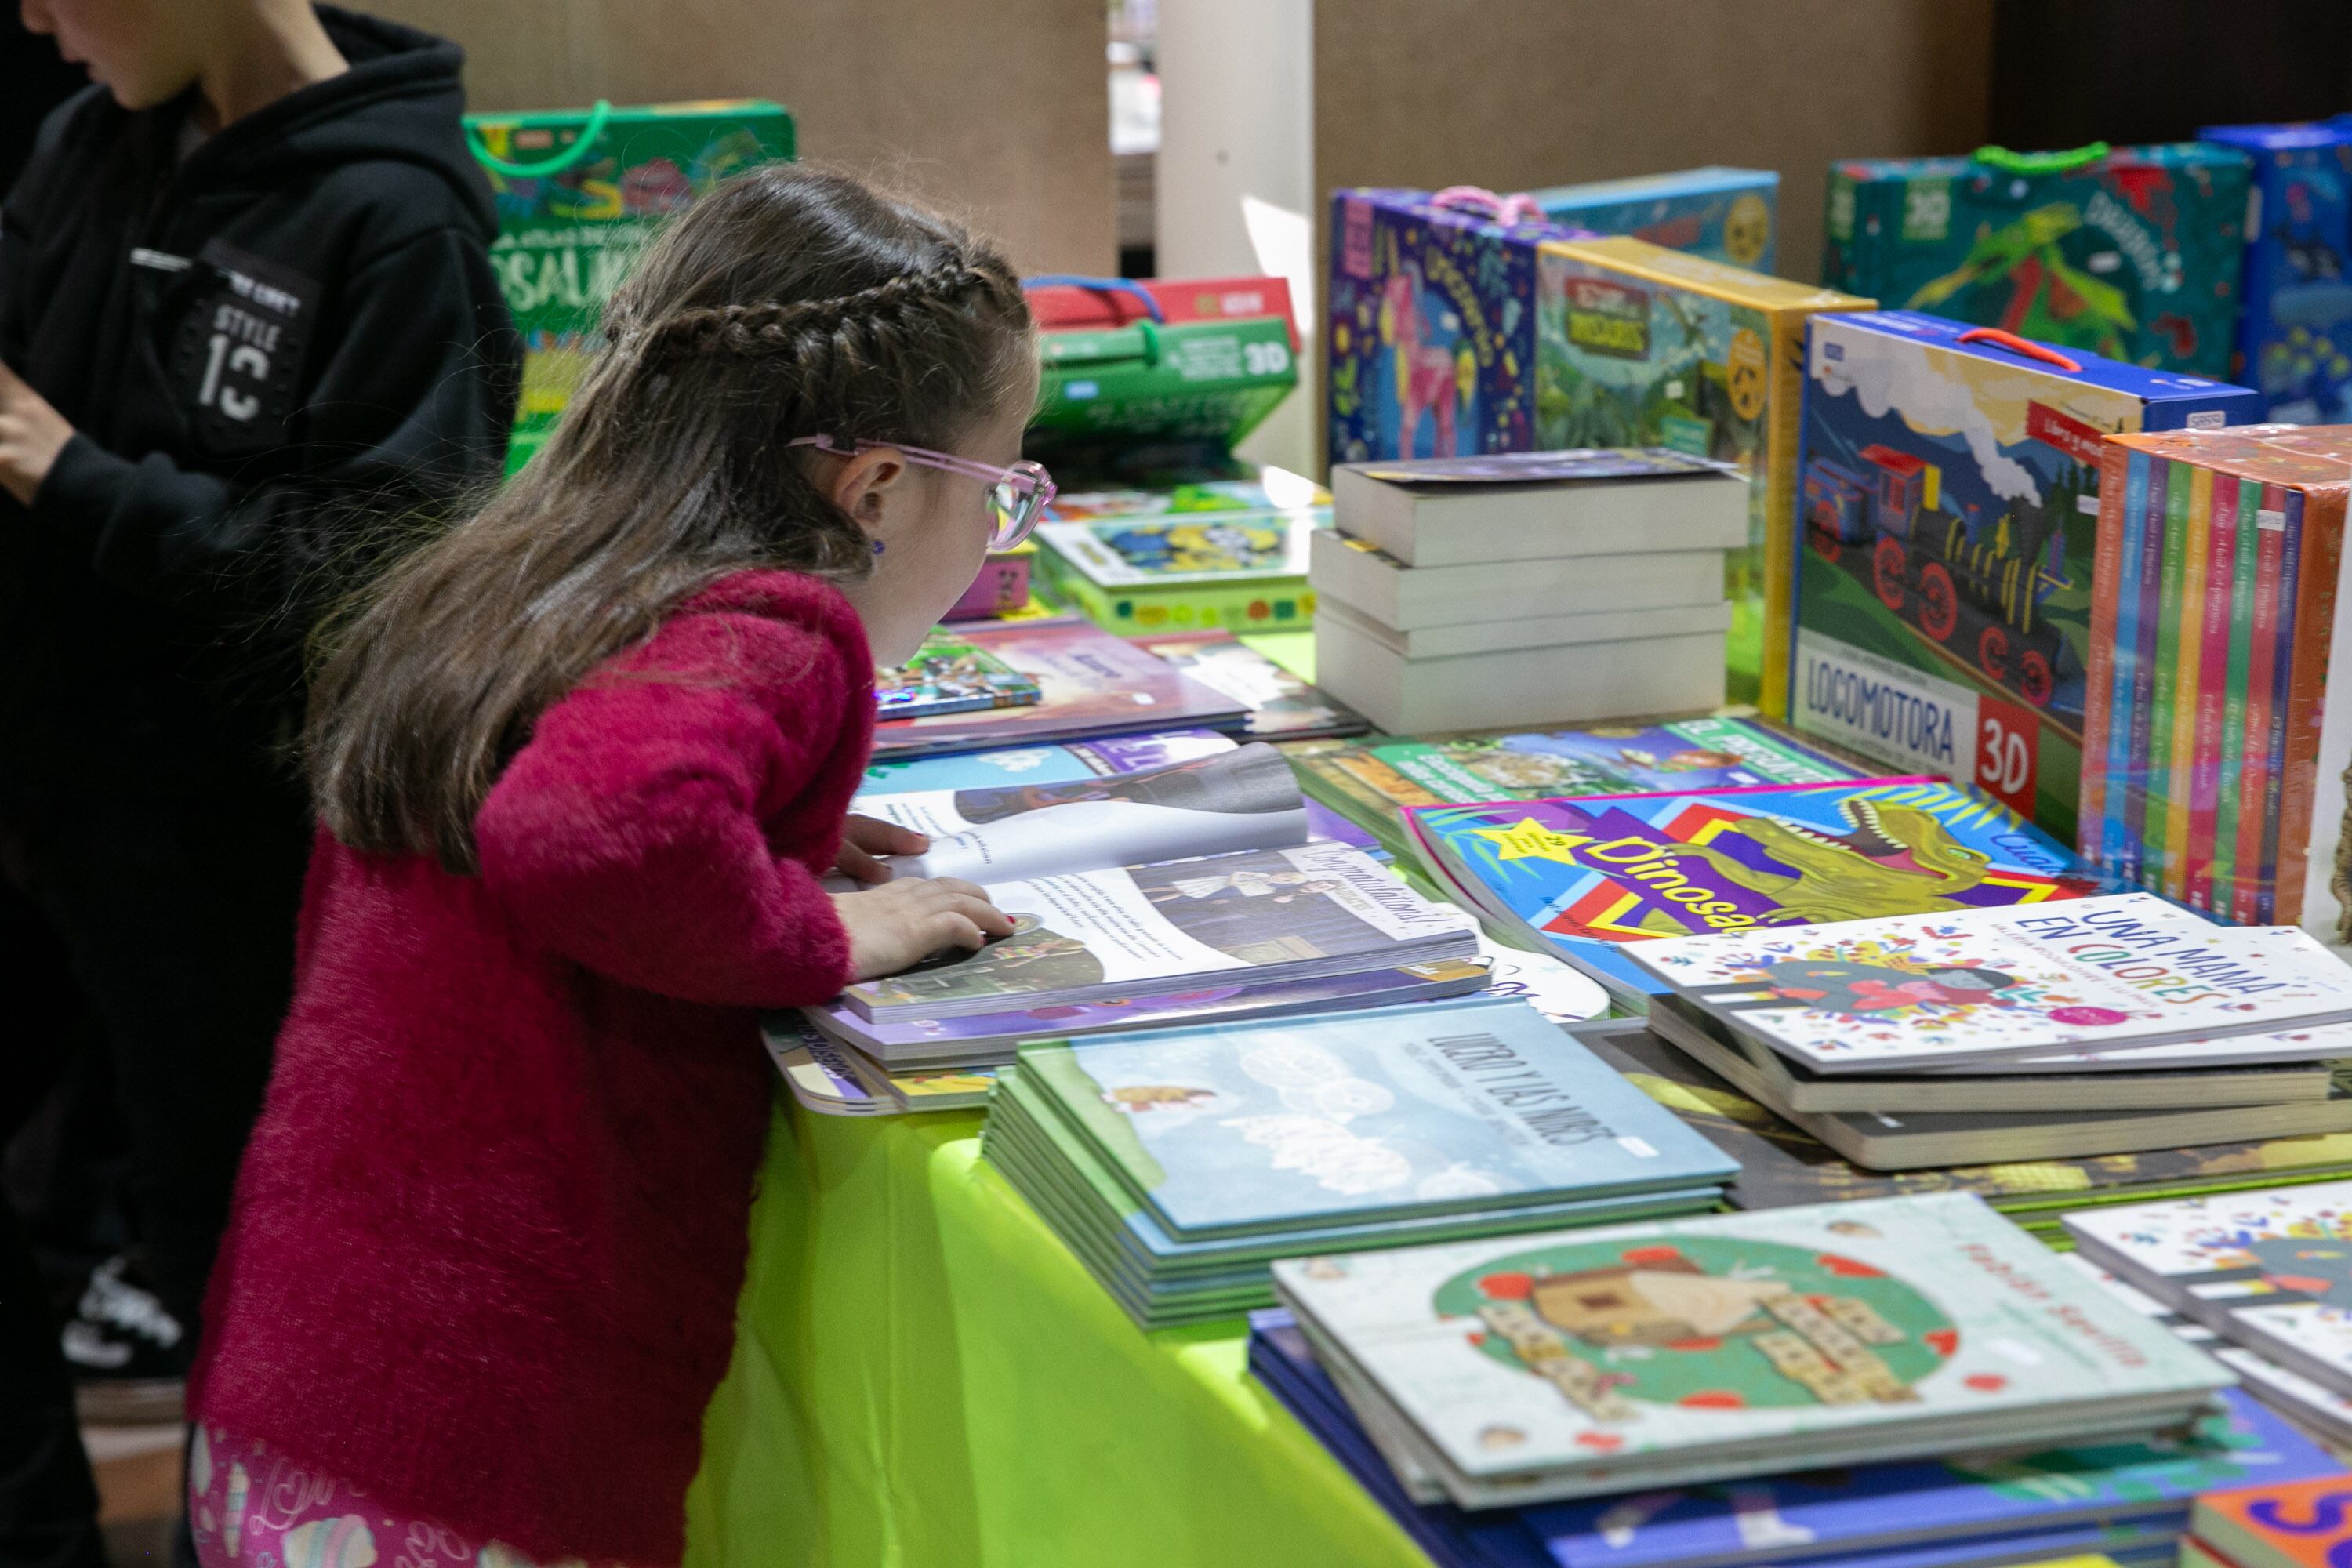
[855,742,1307,886]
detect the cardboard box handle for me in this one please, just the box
[1022,274,1167,325]
[1956,327,2082,372]
[1972,142,2110,176]
[467,100,615,178]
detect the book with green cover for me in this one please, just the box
[1288,717,1859,858]
[1271,1191,2232,1511]
[1017,997,1736,1241]
[1033,476,1328,637]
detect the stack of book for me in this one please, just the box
[1308,450,1748,734]
[2079,425,2352,941]
[1266,1192,2234,1512]
[2185,1476,2352,1568]
[1580,1021,2352,1249]
[1629,894,2352,1169]
[1252,1299,2334,1568]
[1033,470,1329,638]
[1287,713,1857,860]
[2066,1178,2352,1428]
[871,617,1246,758]
[1403,774,2107,1009]
[978,997,1737,1327]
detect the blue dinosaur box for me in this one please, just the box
[2202,120,2352,423]
[1525,166,1779,272]
[1326,189,1596,466]
[1789,308,2259,842]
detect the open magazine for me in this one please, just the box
[840,840,1479,1022]
[850,741,1308,887]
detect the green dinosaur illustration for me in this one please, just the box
[1642,797,1994,925]
[1907,203,2137,363]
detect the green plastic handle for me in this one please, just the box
[466,100,614,178]
[1973,141,2110,176]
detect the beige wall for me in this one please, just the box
[365,0,1116,275]
[1312,0,1995,287]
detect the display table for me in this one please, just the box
[681,1099,1428,1567]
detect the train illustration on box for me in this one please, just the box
[1801,443,2072,710]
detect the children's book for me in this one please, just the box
[840,840,1477,1022]
[1291,717,1860,856]
[1583,1020,2352,1225]
[1406,776,2106,1009]
[1271,1191,2231,1509]
[858,728,1233,795]
[1133,631,1369,741]
[1015,997,1737,1240]
[1635,893,2352,1073]
[2066,1179,2352,1399]
[1033,474,1328,636]
[869,618,1247,757]
[2194,1474,2352,1568]
[874,633,1042,718]
[849,741,1308,888]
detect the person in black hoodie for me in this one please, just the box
[0,3,517,1561]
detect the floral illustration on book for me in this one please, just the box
[1426,1236,1959,1439]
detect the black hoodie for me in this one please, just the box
[0,6,520,797]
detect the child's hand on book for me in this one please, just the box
[834,814,929,884]
[831,877,1013,981]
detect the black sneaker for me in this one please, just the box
[61,1251,187,1424]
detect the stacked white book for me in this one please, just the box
[1311,449,1744,733]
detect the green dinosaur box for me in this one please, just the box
[464,100,796,471]
[1823,143,2249,379]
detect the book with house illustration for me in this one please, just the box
[1270,1192,2230,1511]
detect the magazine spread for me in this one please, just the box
[1272,1192,2228,1502]
[1408,778,2104,1005]
[854,742,1308,886]
[1018,997,1736,1238]
[841,841,1477,1021]
[1635,894,2352,1072]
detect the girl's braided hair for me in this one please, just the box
[307,165,1034,871]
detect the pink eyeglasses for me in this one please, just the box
[787,435,1057,550]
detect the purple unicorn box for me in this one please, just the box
[1326,188,1596,465]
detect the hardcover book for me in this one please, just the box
[1405,776,2104,1008]
[1017,997,1737,1239]
[858,729,1235,796]
[1271,1192,2232,1509]
[874,633,1042,718]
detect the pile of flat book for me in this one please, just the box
[1631,893,2352,1169]
[978,998,1733,1327]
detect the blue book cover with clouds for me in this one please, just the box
[1018,996,1736,1240]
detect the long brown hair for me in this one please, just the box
[307,165,1033,872]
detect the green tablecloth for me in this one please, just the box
[681,1100,1428,1567]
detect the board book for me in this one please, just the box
[1405,775,2104,1010]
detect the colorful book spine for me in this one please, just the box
[2212,475,2256,916]
[2261,488,2307,921]
[2142,461,2192,891]
[2239,483,2286,923]
[2187,470,2233,911]
[2166,465,2212,902]
[2078,441,2132,870]
[2103,448,2151,878]
[2122,456,2168,888]
[2276,487,2349,927]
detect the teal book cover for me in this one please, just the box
[1407,777,2108,1003]
[1018,996,1737,1240]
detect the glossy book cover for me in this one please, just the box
[1018,997,1735,1238]
[1270,1192,2230,1490]
[1408,777,2102,1001]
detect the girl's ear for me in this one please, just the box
[828,447,911,537]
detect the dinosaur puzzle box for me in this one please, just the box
[1325,189,1597,467]
[2201,119,2352,423]
[1531,236,1872,713]
[1822,143,2250,379]
[1788,310,2260,844]
[465,100,796,472]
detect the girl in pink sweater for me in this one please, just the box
[187,165,1044,1566]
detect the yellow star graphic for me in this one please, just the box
[1469,819,1598,866]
